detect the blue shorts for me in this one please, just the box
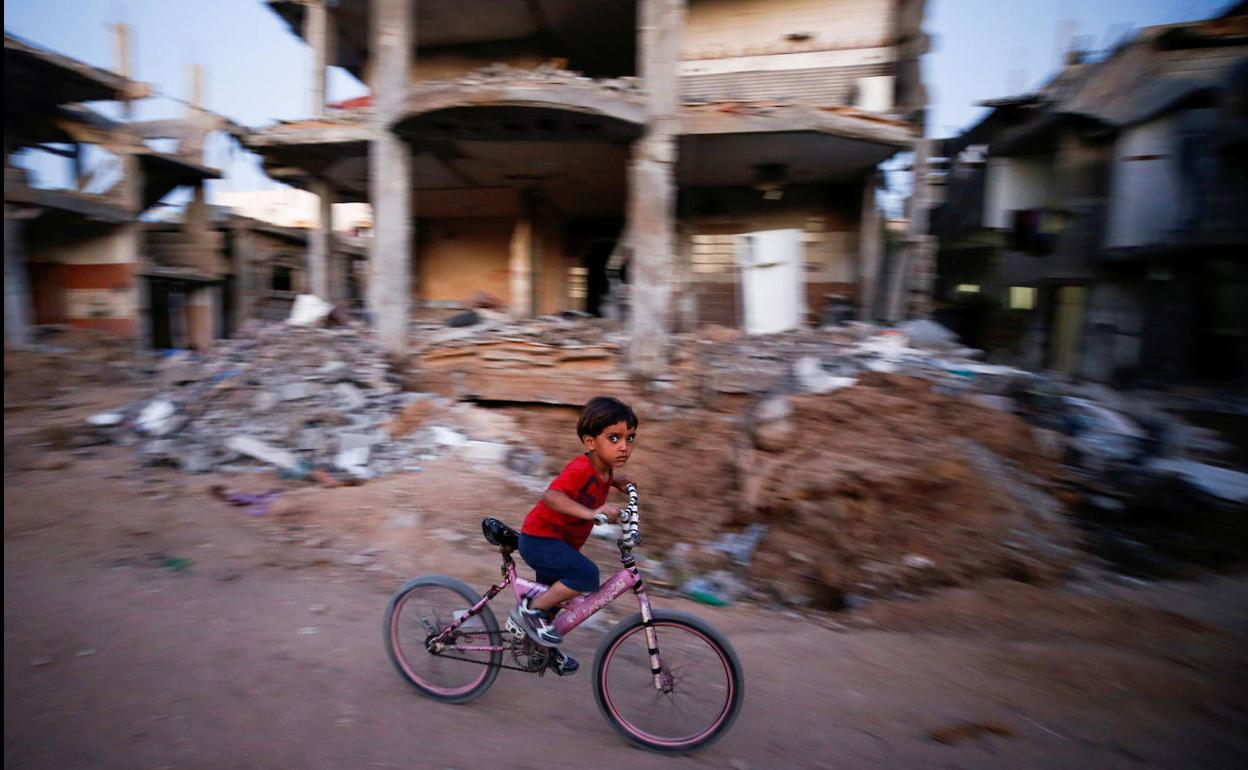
[518,534,600,594]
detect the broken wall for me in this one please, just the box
[681,0,898,109]
[417,215,580,316]
[417,218,512,306]
[231,227,307,323]
[25,223,140,336]
[409,45,548,83]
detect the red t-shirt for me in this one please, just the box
[522,453,612,549]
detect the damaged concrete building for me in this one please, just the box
[247,0,928,370]
[929,7,1248,386]
[3,32,368,352]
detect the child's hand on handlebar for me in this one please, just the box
[594,504,623,524]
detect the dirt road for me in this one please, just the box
[5,390,1248,769]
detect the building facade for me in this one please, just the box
[246,0,929,371]
[929,8,1248,386]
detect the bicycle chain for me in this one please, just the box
[427,631,547,673]
[429,650,543,673]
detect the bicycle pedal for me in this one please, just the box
[504,618,526,641]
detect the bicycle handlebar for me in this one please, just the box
[592,482,640,547]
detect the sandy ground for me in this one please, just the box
[5,381,1248,769]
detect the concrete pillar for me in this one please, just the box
[857,173,882,321]
[118,151,145,344]
[883,138,934,322]
[309,177,332,299]
[185,285,215,351]
[230,224,250,329]
[3,205,35,347]
[368,0,412,355]
[509,213,534,317]
[627,0,683,378]
[306,0,329,116]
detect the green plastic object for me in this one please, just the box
[687,590,730,607]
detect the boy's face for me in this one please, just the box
[583,420,636,470]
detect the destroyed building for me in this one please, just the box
[928,6,1248,386]
[246,0,930,370]
[2,32,364,352]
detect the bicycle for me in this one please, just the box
[383,484,744,753]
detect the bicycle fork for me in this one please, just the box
[634,580,674,693]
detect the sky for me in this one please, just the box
[3,0,1235,203]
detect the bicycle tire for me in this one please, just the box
[383,575,501,704]
[592,609,744,753]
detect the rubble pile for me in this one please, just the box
[411,312,656,406]
[116,322,448,478]
[628,373,1078,609]
[418,63,642,98]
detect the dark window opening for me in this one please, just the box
[272,265,293,292]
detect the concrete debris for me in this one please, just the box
[793,357,857,394]
[227,436,301,473]
[106,320,567,483]
[430,426,469,447]
[681,570,749,606]
[287,294,335,327]
[898,319,959,349]
[87,412,124,427]
[746,396,794,452]
[137,400,179,436]
[1148,459,1248,504]
[334,446,372,478]
[712,524,769,567]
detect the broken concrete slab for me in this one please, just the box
[334,446,371,478]
[87,412,124,427]
[335,382,366,410]
[334,430,387,452]
[460,440,509,465]
[137,400,180,436]
[793,357,857,394]
[1148,458,1248,505]
[278,382,318,402]
[287,294,334,326]
[225,435,300,473]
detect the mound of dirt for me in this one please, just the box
[621,374,1079,609]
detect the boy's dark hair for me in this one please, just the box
[577,396,638,439]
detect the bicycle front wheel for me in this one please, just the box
[384,575,501,704]
[593,609,744,752]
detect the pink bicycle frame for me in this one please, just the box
[432,559,672,690]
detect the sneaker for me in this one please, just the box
[548,649,579,677]
[509,597,562,647]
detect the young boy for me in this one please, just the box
[509,395,638,676]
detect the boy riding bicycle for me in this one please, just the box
[508,396,638,675]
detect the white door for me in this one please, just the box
[736,229,804,335]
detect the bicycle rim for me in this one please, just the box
[596,617,741,751]
[387,581,498,700]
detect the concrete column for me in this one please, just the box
[230,224,250,329]
[187,285,216,351]
[627,0,684,378]
[118,151,145,344]
[857,173,882,321]
[306,0,329,116]
[509,214,534,317]
[309,177,332,299]
[883,138,934,322]
[368,0,413,355]
[3,205,35,347]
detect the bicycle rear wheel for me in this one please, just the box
[593,609,744,752]
[384,575,501,704]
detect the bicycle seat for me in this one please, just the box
[481,517,519,550]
